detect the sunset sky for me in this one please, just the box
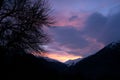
[44,0,120,62]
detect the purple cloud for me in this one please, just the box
[44,1,120,62]
[83,7,120,44]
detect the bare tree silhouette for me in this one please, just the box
[0,0,4,9]
[0,0,53,53]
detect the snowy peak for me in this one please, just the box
[65,58,82,66]
[108,41,120,49]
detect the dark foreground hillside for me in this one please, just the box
[1,47,67,80]
[1,42,120,80]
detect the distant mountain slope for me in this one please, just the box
[43,57,60,62]
[68,41,120,80]
[64,58,82,66]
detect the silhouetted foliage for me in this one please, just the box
[0,0,53,53]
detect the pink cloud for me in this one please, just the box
[80,35,105,56]
[52,11,90,30]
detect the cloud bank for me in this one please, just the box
[44,1,120,62]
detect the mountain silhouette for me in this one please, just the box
[1,41,120,80]
[66,41,120,80]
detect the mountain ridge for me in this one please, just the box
[1,41,120,80]
[66,41,120,80]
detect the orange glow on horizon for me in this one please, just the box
[45,52,83,62]
[31,51,83,62]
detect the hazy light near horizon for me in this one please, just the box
[46,52,83,62]
[32,51,82,62]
